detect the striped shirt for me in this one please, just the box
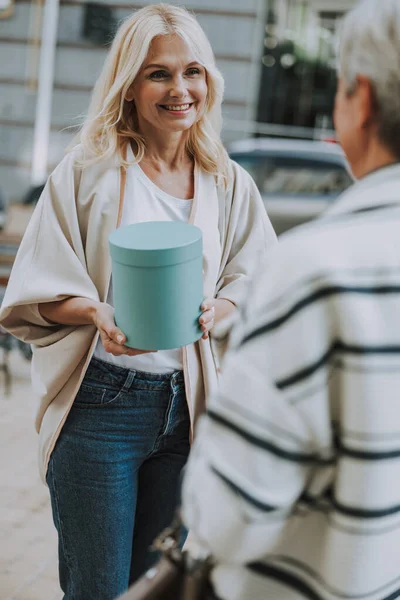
[182,163,400,600]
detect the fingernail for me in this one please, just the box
[117,335,124,343]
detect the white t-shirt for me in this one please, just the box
[94,160,193,373]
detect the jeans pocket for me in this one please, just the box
[73,377,129,408]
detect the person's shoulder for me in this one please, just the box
[239,220,338,337]
[279,217,330,254]
[255,217,342,297]
[217,159,259,206]
[51,144,120,183]
[278,209,353,261]
[49,144,87,178]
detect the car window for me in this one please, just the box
[231,154,352,196]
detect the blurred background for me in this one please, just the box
[0,2,358,599]
[0,0,354,208]
[0,0,357,316]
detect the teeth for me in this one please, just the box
[164,104,190,111]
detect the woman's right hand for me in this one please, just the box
[93,302,156,357]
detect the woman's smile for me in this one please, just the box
[158,102,194,115]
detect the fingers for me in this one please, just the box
[126,348,157,356]
[199,302,216,340]
[201,299,214,312]
[100,330,126,353]
[103,321,126,346]
[111,327,126,345]
[95,304,127,345]
[200,308,215,326]
[100,331,156,356]
[96,304,156,355]
[106,344,156,357]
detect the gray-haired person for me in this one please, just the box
[182,1,400,599]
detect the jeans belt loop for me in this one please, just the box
[123,369,136,392]
[170,371,180,394]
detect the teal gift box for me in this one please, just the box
[109,221,203,350]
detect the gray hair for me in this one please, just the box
[338,0,400,158]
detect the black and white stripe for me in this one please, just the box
[183,165,400,600]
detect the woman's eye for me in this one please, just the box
[186,68,201,76]
[149,71,169,80]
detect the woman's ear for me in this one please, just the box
[125,86,135,102]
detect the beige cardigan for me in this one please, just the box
[0,146,277,482]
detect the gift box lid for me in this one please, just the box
[109,221,203,268]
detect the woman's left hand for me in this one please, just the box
[199,298,236,340]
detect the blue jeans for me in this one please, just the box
[46,357,190,600]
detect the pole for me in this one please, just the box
[244,0,269,135]
[31,0,60,187]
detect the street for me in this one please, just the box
[0,350,61,600]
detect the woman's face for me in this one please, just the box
[128,34,208,135]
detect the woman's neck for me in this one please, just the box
[139,126,192,171]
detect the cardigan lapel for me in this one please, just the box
[190,170,222,299]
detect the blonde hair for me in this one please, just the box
[72,3,231,184]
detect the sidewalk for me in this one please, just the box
[0,349,61,600]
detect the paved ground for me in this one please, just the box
[0,349,61,600]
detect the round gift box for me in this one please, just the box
[109,221,203,350]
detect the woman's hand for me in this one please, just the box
[93,302,156,357]
[199,298,236,340]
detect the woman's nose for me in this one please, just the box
[169,76,187,98]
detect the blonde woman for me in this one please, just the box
[0,4,276,599]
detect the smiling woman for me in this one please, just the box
[0,4,277,599]
[77,3,229,186]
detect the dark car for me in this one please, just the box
[228,138,353,235]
